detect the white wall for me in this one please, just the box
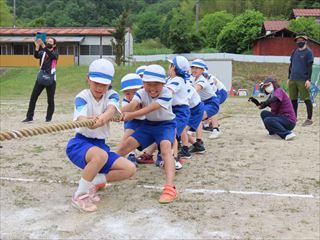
[205,60,232,91]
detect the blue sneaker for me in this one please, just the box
[127,153,138,167]
[155,153,164,167]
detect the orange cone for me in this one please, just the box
[229,86,234,96]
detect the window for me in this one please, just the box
[80,45,113,55]
[90,45,100,55]
[103,45,112,55]
[13,44,28,55]
[80,45,89,55]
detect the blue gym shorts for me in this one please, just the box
[188,102,205,132]
[66,133,120,174]
[217,89,228,104]
[172,105,190,137]
[203,96,220,118]
[131,120,176,150]
[124,119,145,130]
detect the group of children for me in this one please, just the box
[66,56,228,212]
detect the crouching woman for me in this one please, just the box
[259,77,297,141]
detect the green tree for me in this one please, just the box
[288,17,320,42]
[111,11,129,66]
[0,0,13,27]
[217,10,264,53]
[199,11,234,48]
[134,12,162,42]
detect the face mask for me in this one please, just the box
[46,43,53,48]
[265,84,274,94]
[297,41,305,48]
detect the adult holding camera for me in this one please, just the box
[22,36,58,123]
[288,32,314,126]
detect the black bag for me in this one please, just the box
[37,70,54,86]
[36,52,54,86]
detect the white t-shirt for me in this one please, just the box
[209,75,227,91]
[191,75,216,101]
[166,76,189,106]
[121,97,145,120]
[187,81,201,108]
[133,87,175,121]
[73,89,120,139]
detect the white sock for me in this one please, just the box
[203,123,209,127]
[92,174,107,186]
[75,177,91,198]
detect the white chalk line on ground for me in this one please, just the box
[1,176,319,200]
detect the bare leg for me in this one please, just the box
[105,157,136,182]
[116,129,134,152]
[160,140,175,186]
[116,136,140,157]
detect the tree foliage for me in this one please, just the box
[0,0,13,27]
[217,10,264,53]
[199,11,234,48]
[111,11,129,66]
[288,17,320,42]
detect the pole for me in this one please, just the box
[195,0,199,33]
[13,0,16,28]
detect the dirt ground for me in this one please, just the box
[0,96,319,240]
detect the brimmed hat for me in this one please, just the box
[191,59,207,70]
[294,32,308,41]
[120,73,143,91]
[168,56,190,72]
[88,59,114,85]
[136,65,147,76]
[142,64,166,83]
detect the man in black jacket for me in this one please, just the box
[23,37,58,123]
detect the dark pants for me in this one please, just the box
[26,80,56,121]
[260,110,295,139]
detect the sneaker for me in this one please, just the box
[45,119,52,122]
[189,142,206,154]
[89,184,100,203]
[209,129,221,139]
[178,146,191,159]
[285,132,296,141]
[203,125,213,133]
[127,153,138,167]
[302,119,313,126]
[155,153,164,167]
[174,157,183,170]
[71,193,97,212]
[22,118,33,123]
[95,182,106,191]
[137,152,154,164]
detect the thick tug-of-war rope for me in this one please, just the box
[0,112,123,141]
[0,119,96,141]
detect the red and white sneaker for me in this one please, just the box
[71,193,97,212]
[95,182,107,191]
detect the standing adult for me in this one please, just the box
[288,32,314,126]
[22,37,58,122]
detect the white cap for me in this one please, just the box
[142,64,166,83]
[191,59,207,70]
[168,56,190,72]
[88,59,115,85]
[120,73,143,91]
[136,65,147,76]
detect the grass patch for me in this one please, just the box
[0,61,291,99]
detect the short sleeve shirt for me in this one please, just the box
[290,48,314,81]
[73,89,120,139]
[166,76,189,106]
[121,97,145,120]
[187,81,201,108]
[191,75,216,101]
[133,87,175,121]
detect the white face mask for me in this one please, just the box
[265,84,274,94]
